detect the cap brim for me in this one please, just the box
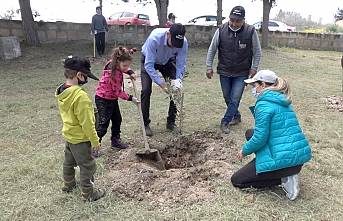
[229,15,244,20]
[85,71,99,81]
[244,78,256,84]
[171,36,184,48]
[81,68,99,81]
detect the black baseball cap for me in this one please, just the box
[229,6,245,20]
[168,13,176,19]
[169,23,186,48]
[64,55,99,81]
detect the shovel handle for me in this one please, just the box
[132,79,150,151]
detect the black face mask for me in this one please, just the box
[78,76,88,85]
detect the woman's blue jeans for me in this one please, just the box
[219,75,248,124]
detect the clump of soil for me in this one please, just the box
[324,95,343,112]
[106,131,238,211]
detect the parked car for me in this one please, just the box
[253,20,296,32]
[106,12,151,26]
[184,15,226,26]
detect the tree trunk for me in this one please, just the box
[261,0,272,48]
[216,0,223,26]
[99,0,103,14]
[154,0,168,27]
[18,0,40,46]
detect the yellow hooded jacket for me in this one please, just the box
[55,84,100,147]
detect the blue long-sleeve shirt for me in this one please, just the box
[141,28,188,85]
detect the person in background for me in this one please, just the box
[231,70,312,201]
[94,46,139,158]
[91,6,109,57]
[164,13,176,28]
[140,23,188,136]
[206,6,262,134]
[55,55,106,202]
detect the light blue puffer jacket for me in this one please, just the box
[242,90,312,174]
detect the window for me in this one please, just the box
[269,22,279,27]
[123,12,133,17]
[109,13,122,19]
[138,14,149,20]
[207,16,217,21]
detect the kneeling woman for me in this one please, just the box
[231,70,312,200]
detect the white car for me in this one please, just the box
[253,20,296,32]
[184,15,226,26]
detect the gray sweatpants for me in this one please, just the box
[63,141,96,193]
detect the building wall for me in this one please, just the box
[1,19,343,51]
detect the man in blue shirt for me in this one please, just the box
[140,23,188,136]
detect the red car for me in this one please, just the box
[106,12,151,26]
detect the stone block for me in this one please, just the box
[0,36,21,60]
[0,28,10,36]
[57,30,67,39]
[12,28,23,37]
[10,20,23,29]
[295,38,303,46]
[0,19,11,29]
[271,37,279,44]
[303,39,312,48]
[194,33,202,40]
[202,33,211,41]
[280,38,288,45]
[47,30,56,38]
[68,30,78,40]
[321,41,329,47]
[123,32,132,38]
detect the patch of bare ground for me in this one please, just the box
[324,95,343,111]
[106,131,237,211]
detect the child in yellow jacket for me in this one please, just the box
[55,55,106,202]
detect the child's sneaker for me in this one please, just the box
[111,136,128,149]
[82,188,106,202]
[61,180,76,193]
[280,173,300,200]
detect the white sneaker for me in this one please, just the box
[280,173,300,200]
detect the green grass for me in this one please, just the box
[1,40,343,220]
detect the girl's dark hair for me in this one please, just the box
[110,46,136,79]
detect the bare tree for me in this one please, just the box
[261,0,275,48]
[334,8,343,22]
[274,10,322,31]
[216,0,223,26]
[154,0,168,27]
[18,0,40,46]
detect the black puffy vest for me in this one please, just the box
[217,23,255,77]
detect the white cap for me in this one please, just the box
[244,70,278,84]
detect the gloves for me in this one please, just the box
[174,78,182,89]
[131,96,138,104]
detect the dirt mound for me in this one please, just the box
[106,131,238,210]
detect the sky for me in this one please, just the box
[1,0,341,25]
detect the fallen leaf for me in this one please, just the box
[245,194,254,202]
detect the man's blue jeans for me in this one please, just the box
[219,75,248,124]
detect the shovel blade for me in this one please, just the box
[136,148,165,170]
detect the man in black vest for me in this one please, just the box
[206,6,262,134]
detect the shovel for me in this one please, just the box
[132,79,165,170]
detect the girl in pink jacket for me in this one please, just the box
[94,46,139,157]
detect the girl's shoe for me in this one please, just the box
[111,136,128,149]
